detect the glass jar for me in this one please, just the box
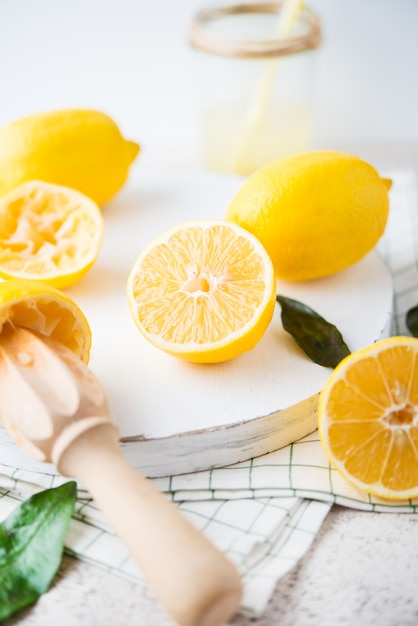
[189,1,322,176]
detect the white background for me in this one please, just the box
[0,0,417,171]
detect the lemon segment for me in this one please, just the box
[0,180,104,289]
[0,278,91,362]
[318,336,418,500]
[0,109,140,206]
[225,151,390,281]
[127,219,276,363]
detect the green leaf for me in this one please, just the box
[0,481,76,620]
[406,305,418,338]
[276,295,351,368]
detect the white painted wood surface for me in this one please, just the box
[0,170,393,478]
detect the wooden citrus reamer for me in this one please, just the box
[0,324,243,626]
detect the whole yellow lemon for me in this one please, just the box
[225,151,391,281]
[0,109,140,206]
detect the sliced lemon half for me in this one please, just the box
[127,219,276,363]
[318,336,418,500]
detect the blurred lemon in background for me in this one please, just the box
[0,109,140,206]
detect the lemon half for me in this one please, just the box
[0,180,104,289]
[0,279,91,363]
[127,219,276,363]
[318,336,418,500]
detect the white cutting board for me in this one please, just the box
[0,169,393,477]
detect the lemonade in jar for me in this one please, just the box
[189,1,322,176]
